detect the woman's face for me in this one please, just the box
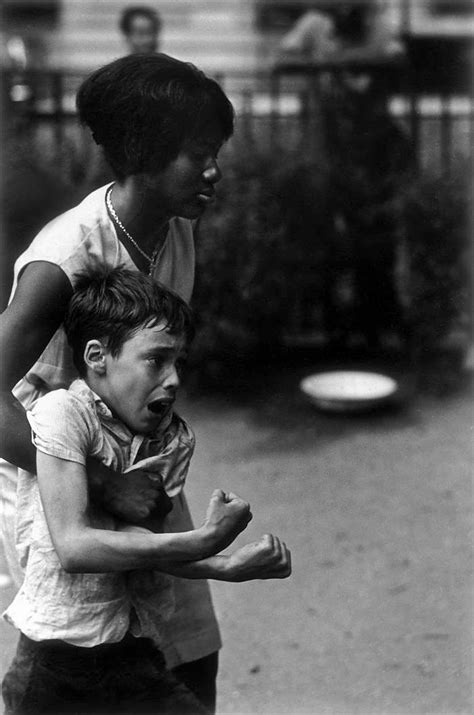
[143,119,225,220]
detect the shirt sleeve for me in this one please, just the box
[27,390,96,465]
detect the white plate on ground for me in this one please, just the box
[300,371,398,412]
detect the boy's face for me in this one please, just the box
[100,322,186,434]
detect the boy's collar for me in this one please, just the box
[69,378,118,421]
[69,378,173,437]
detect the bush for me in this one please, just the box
[192,145,338,372]
[193,144,471,382]
[2,124,470,387]
[0,130,97,308]
[402,164,471,358]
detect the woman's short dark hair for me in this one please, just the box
[76,53,234,179]
[119,6,161,36]
[64,267,194,375]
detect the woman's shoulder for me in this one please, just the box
[13,184,115,287]
[28,184,112,253]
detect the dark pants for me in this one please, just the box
[172,651,218,714]
[2,633,209,715]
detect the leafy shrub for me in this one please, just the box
[192,145,337,372]
[402,164,471,357]
[2,124,470,386]
[0,128,108,308]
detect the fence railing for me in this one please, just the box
[2,64,473,177]
[1,64,471,346]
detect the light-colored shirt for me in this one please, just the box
[0,184,221,666]
[4,379,195,647]
[10,183,195,411]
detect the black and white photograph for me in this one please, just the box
[0,1,472,713]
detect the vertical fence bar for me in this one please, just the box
[299,83,310,157]
[241,86,254,148]
[408,72,420,173]
[402,0,412,35]
[440,93,452,175]
[52,71,63,150]
[470,95,474,179]
[269,72,280,154]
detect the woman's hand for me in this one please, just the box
[87,458,169,522]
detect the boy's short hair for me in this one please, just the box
[64,267,194,375]
[76,53,234,180]
[119,6,161,36]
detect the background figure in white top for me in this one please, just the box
[279,9,338,63]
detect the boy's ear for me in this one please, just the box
[83,340,107,375]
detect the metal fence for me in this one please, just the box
[1,64,471,343]
[2,64,473,177]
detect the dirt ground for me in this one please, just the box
[0,366,472,715]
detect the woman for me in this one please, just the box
[0,52,233,712]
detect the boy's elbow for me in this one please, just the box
[60,557,78,574]
[56,537,88,573]
[58,549,82,573]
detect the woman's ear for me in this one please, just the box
[83,339,107,375]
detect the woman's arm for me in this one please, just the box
[0,262,72,471]
[37,451,252,572]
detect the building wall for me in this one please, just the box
[2,1,472,74]
[3,0,260,73]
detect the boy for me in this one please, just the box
[2,268,291,714]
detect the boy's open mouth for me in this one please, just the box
[147,399,173,416]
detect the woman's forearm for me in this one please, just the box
[0,392,36,472]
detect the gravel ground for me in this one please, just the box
[0,370,472,715]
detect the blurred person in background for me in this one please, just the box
[323,2,408,347]
[277,1,408,347]
[279,8,338,63]
[120,5,162,54]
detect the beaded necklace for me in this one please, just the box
[106,185,162,276]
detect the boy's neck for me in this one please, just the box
[82,375,123,424]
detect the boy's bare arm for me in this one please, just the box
[158,534,292,582]
[37,452,252,573]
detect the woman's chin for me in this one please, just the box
[177,199,208,220]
